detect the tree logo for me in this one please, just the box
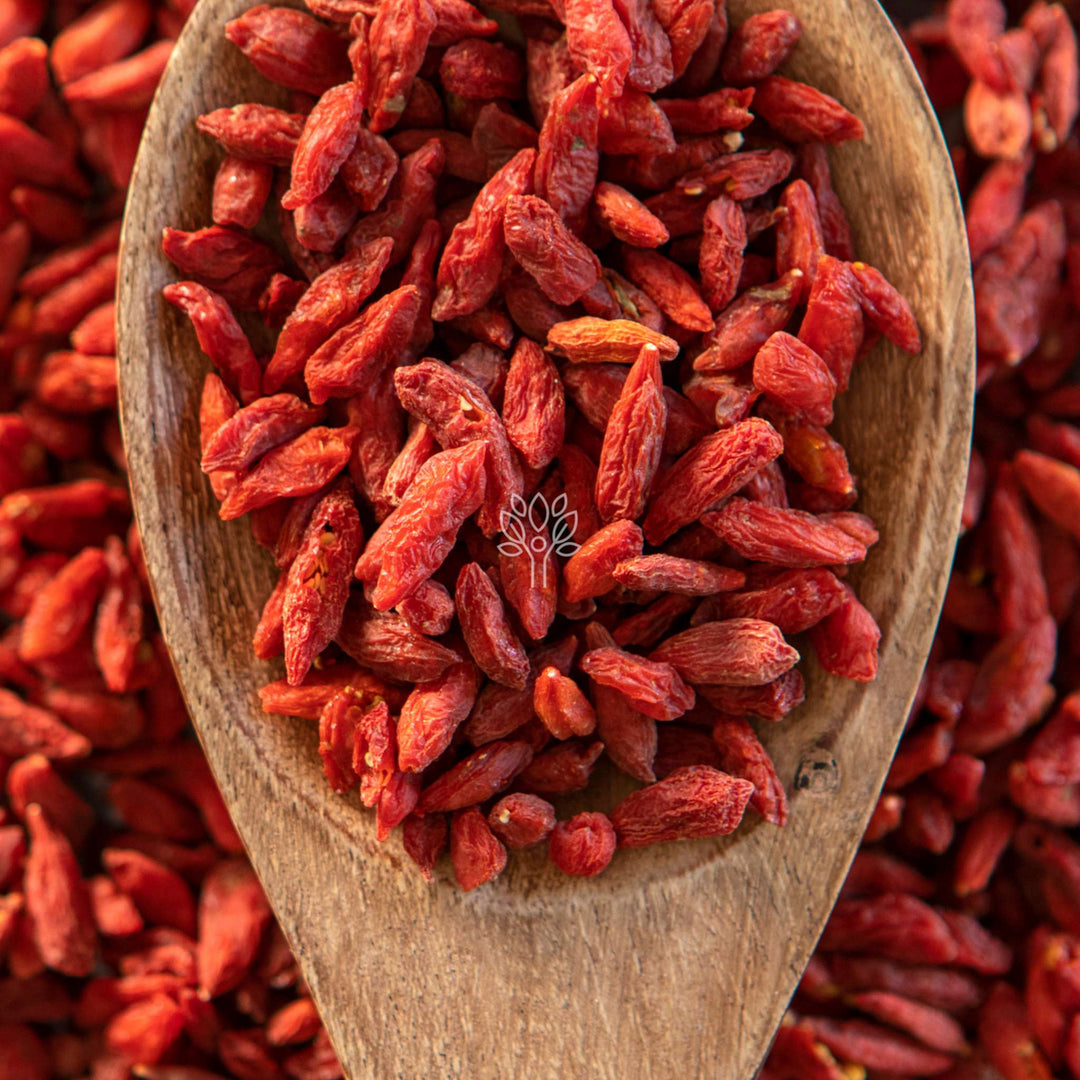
[497,492,580,589]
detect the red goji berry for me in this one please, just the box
[503,193,601,305]
[488,793,556,849]
[449,806,506,890]
[548,811,616,876]
[225,4,351,95]
[367,0,437,133]
[517,737,604,796]
[611,765,754,847]
[580,645,695,721]
[396,660,480,774]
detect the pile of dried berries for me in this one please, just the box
[163,0,922,889]
[0,0,348,1076]
[765,0,1080,1077]
[0,0,1079,1075]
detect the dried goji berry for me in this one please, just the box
[594,343,667,523]
[367,0,437,133]
[449,806,506,890]
[517,737,604,796]
[163,281,263,404]
[580,645,695,721]
[753,332,837,426]
[593,181,669,248]
[698,671,806,723]
[613,554,743,596]
[501,337,564,471]
[955,614,1057,755]
[622,246,713,333]
[547,315,679,365]
[393,358,520,538]
[19,547,107,664]
[304,286,422,404]
[850,260,923,355]
[562,519,643,602]
[703,497,867,567]
[24,804,96,976]
[799,1015,954,1075]
[645,420,784,544]
[195,859,271,1000]
[419,740,533,813]
[979,982,1054,1080]
[455,562,530,690]
[755,76,866,144]
[225,5,351,95]
[650,618,800,686]
[660,86,755,136]
[820,893,958,965]
[432,147,536,321]
[440,37,523,100]
[486,792,555,849]
[402,812,448,881]
[533,666,597,740]
[696,269,804,373]
[464,635,576,747]
[396,660,480,773]
[611,765,754,847]
[698,192,745,313]
[711,715,788,825]
[504,193,601,305]
[548,811,616,876]
[722,11,803,86]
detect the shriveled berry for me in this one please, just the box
[488,793,556,849]
[548,812,617,876]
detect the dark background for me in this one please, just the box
[887,0,934,18]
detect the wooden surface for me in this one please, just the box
[116,1,975,1076]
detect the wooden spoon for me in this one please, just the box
[116,0,974,1075]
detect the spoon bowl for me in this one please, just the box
[117,1,974,1076]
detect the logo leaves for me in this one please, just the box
[497,492,581,579]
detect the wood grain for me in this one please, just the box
[116,2,975,1076]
